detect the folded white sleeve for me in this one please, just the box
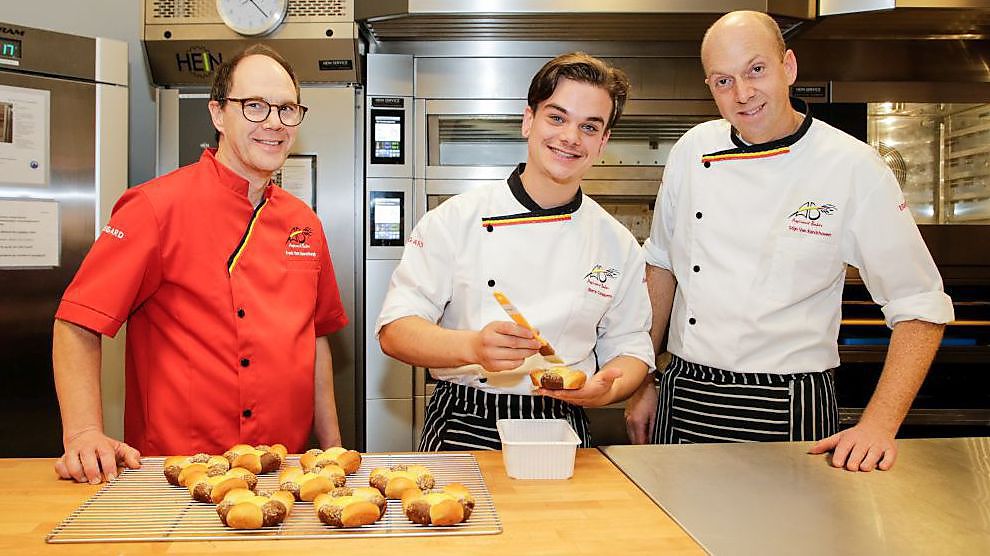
[845,158,954,328]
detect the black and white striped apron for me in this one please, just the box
[651,354,838,444]
[418,380,592,451]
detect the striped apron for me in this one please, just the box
[419,381,592,451]
[651,354,838,444]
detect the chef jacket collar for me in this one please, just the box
[704,97,812,160]
[202,147,274,200]
[507,163,583,215]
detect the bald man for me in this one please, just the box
[624,11,952,471]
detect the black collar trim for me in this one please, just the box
[483,163,583,224]
[701,97,812,163]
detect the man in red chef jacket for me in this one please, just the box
[52,44,348,483]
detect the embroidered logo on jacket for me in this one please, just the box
[285,226,316,258]
[788,201,837,221]
[787,201,837,238]
[286,226,313,247]
[585,265,619,299]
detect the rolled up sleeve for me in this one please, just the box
[846,161,954,328]
[595,245,655,371]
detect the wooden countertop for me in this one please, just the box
[0,449,702,555]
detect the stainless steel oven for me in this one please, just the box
[418,97,721,241]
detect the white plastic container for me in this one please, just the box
[496,418,581,479]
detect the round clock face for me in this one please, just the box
[216,0,289,37]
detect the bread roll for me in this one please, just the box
[216,488,294,529]
[401,483,476,526]
[187,467,258,503]
[163,454,230,486]
[313,487,387,528]
[300,446,362,475]
[223,443,287,475]
[530,366,587,390]
[278,464,346,501]
[369,464,435,499]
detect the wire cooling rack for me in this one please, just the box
[47,452,501,543]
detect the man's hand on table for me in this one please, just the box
[808,422,897,472]
[55,428,141,484]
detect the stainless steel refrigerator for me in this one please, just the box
[0,22,127,456]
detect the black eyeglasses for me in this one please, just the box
[222,97,308,126]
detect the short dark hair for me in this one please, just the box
[527,52,631,131]
[210,44,301,142]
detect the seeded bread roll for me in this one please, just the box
[313,487,387,527]
[186,467,258,503]
[299,446,362,475]
[163,454,230,486]
[216,488,294,529]
[222,443,287,475]
[278,464,346,501]
[369,464,435,499]
[530,366,587,390]
[401,483,475,526]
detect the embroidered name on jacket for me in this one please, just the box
[285,225,316,258]
[585,264,619,298]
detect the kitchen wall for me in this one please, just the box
[4,3,156,446]
[5,1,157,187]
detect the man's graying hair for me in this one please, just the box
[210,44,301,143]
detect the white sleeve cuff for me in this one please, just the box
[597,332,657,373]
[881,290,955,328]
[642,237,672,269]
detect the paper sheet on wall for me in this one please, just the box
[0,84,50,186]
[0,198,59,267]
[275,155,316,209]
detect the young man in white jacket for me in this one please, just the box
[377,53,654,450]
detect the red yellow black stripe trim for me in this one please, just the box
[227,198,269,274]
[702,146,790,164]
[481,213,572,227]
[701,98,812,167]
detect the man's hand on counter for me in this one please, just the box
[55,428,141,484]
[808,423,897,472]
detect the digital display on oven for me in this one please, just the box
[0,38,22,62]
[369,191,404,247]
[371,109,404,165]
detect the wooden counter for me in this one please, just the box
[0,449,702,555]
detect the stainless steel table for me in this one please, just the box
[602,438,990,555]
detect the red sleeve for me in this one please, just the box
[55,188,163,337]
[313,223,348,337]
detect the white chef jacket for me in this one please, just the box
[376,164,655,395]
[644,103,954,375]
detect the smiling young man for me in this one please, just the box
[52,45,348,483]
[377,53,653,450]
[624,11,953,471]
